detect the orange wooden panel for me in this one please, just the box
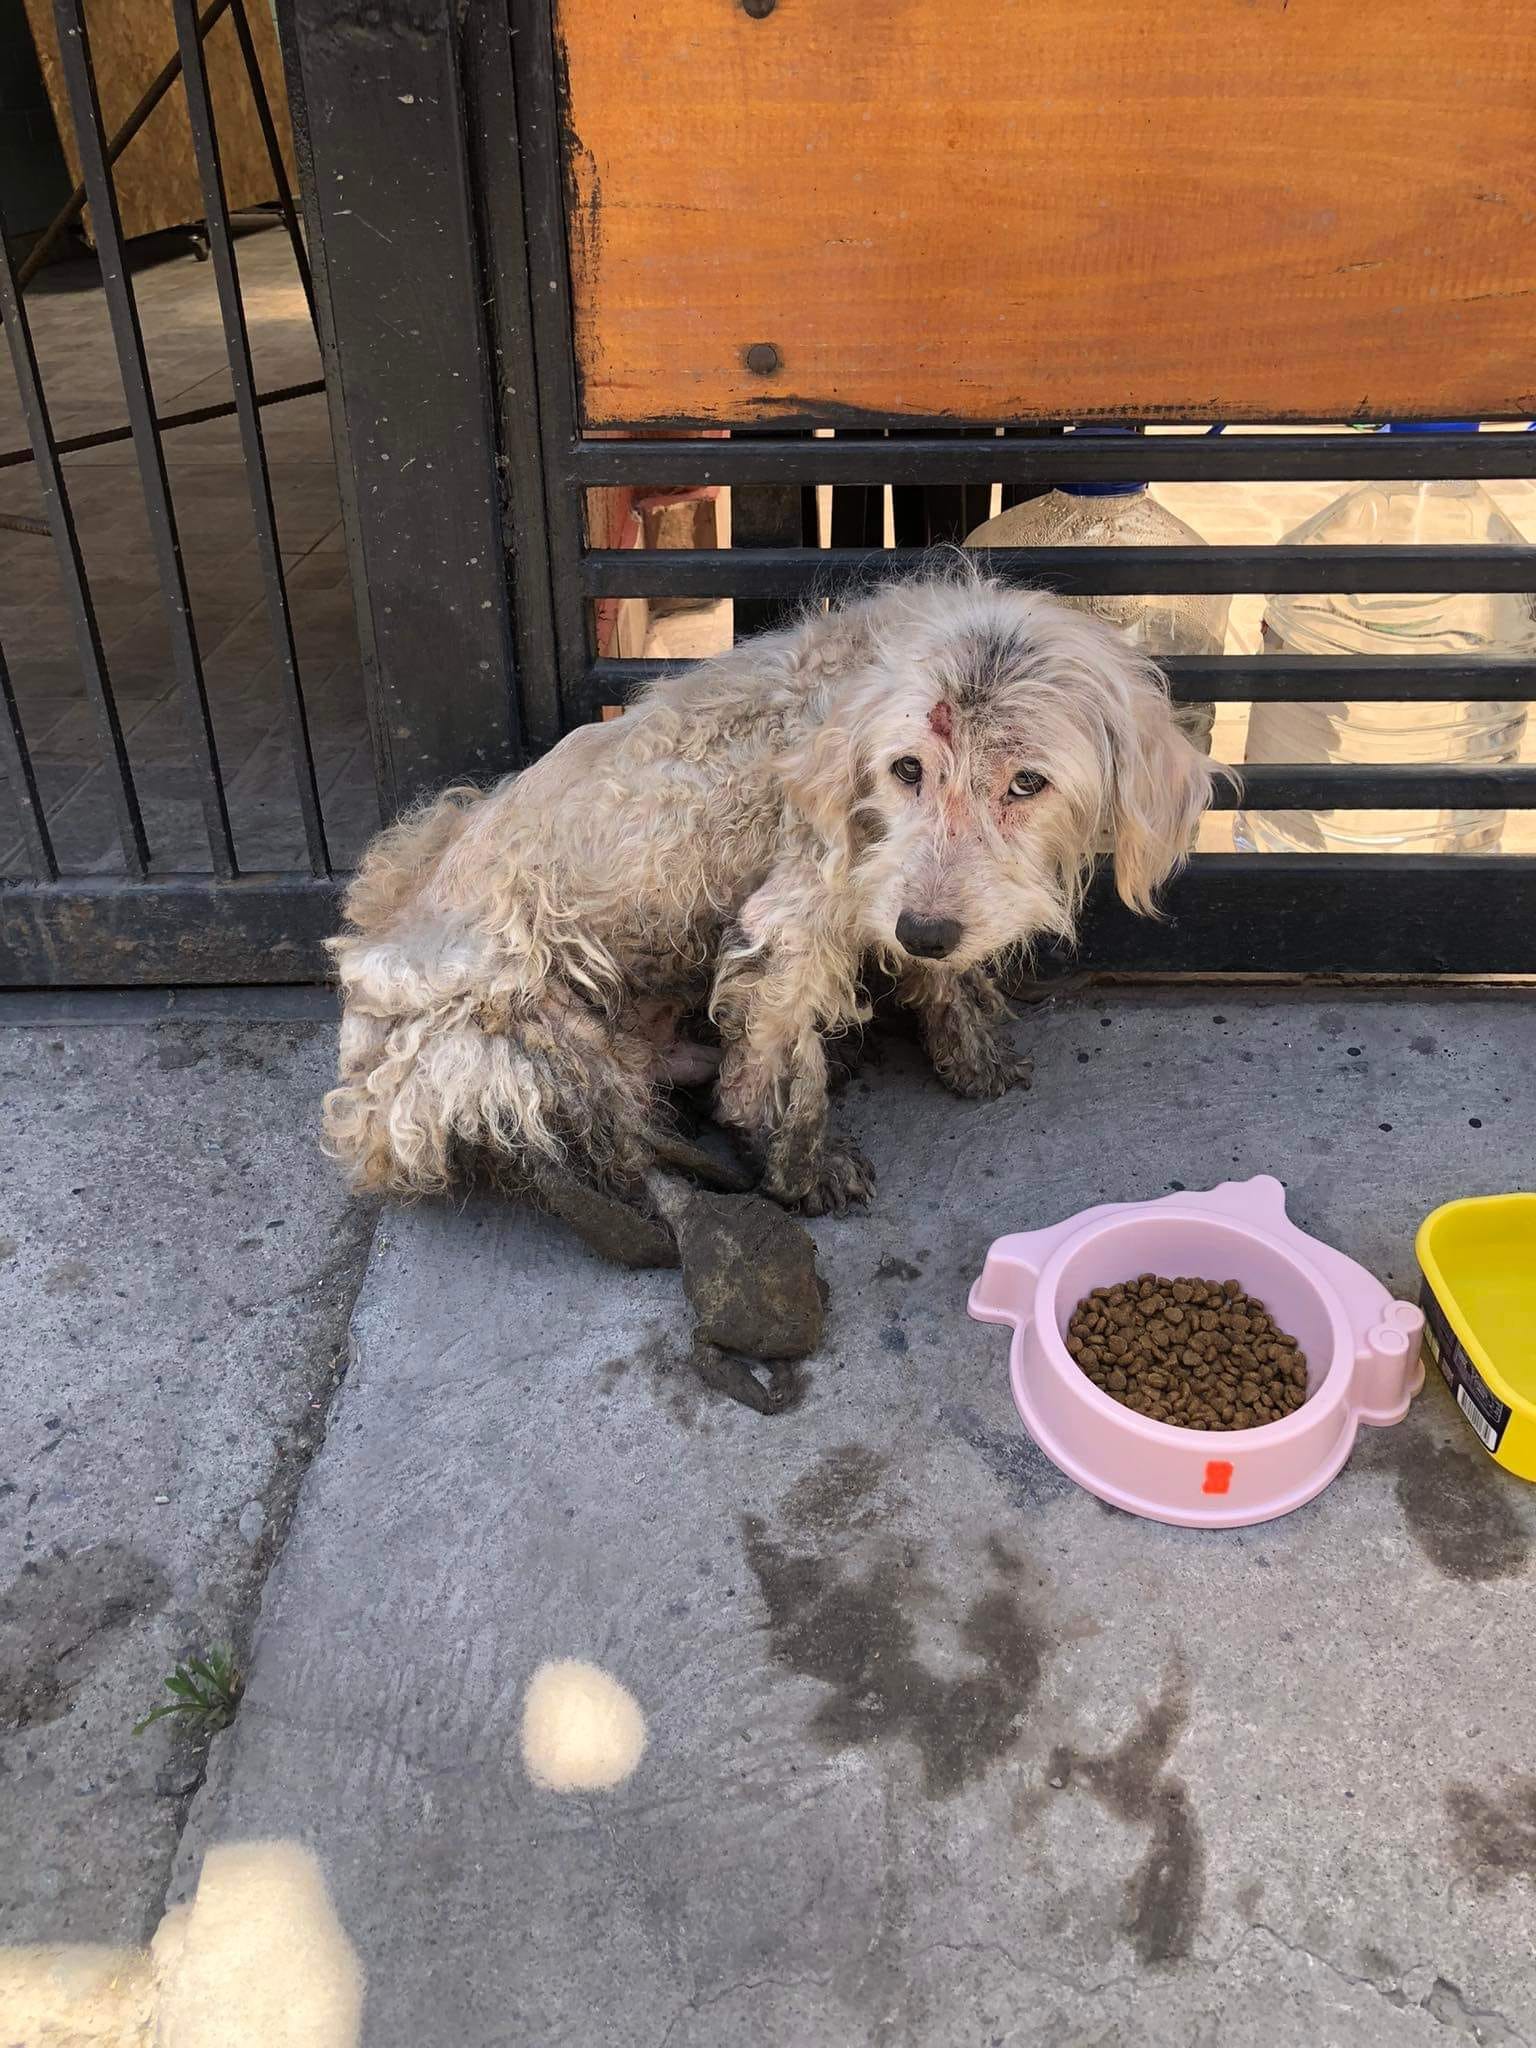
[556,0,1536,428]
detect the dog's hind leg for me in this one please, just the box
[324,986,665,1201]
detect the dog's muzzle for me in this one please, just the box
[895,911,964,961]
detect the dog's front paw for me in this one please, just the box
[932,1036,1034,1101]
[791,1141,876,1218]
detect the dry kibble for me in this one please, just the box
[1065,1274,1309,1432]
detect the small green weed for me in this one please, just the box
[133,1647,243,1738]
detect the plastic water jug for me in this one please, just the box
[1235,425,1535,855]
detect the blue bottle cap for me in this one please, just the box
[1061,422,1147,496]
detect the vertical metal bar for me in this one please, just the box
[228,0,316,331]
[460,0,562,753]
[732,478,813,638]
[174,0,328,874]
[507,0,601,734]
[0,632,58,881]
[276,0,519,806]
[828,432,885,550]
[54,0,238,877]
[0,204,149,876]
[892,428,994,544]
[271,0,387,822]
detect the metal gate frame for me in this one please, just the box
[9,0,1532,984]
[491,0,1536,979]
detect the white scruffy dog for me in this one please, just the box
[323,566,1216,1218]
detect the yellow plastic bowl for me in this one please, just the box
[1416,1194,1536,1481]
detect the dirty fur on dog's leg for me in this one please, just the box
[716,1024,872,1216]
[644,1176,779,1414]
[532,1162,679,1268]
[712,935,873,1216]
[899,964,1033,1101]
[691,1339,798,1415]
[766,1046,873,1217]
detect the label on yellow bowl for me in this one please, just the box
[1421,1281,1512,1456]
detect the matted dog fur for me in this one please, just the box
[323,565,1218,1216]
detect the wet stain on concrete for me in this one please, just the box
[42,1258,95,1296]
[603,1330,701,1429]
[1370,1427,1530,1582]
[783,1445,889,1535]
[879,1324,910,1355]
[151,1020,322,1077]
[1357,1941,1402,1985]
[943,1404,1076,1508]
[1410,1035,1438,1056]
[0,1544,169,1730]
[1445,1774,1536,1892]
[741,1506,1046,1798]
[1047,1663,1206,1966]
[1237,1880,1265,1921]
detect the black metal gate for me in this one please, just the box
[491,0,1536,979]
[0,0,408,985]
[5,0,1536,984]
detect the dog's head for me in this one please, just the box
[780,571,1220,971]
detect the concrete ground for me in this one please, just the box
[161,988,1536,2047]
[0,987,372,1950]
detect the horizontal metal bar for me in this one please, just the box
[587,654,1536,710]
[0,377,325,471]
[0,875,340,987]
[570,431,1536,490]
[1048,855,1536,977]
[1163,656,1535,703]
[3,862,1531,985]
[582,546,1536,600]
[575,665,1536,804]
[1217,765,1536,809]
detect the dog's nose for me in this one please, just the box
[895,911,964,961]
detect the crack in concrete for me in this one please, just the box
[910,1934,1145,2001]
[1241,1924,1529,2046]
[910,1919,1530,2046]
[655,1970,837,2048]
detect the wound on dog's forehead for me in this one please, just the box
[927,701,954,742]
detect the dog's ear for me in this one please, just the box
[775,609,885,869]
[1106,665,1221,915]
[778,712,866,871]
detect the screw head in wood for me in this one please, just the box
[742,0,777,16]
[743,342,781,376]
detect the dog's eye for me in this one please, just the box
[891,756,923,787]
[1007,769,1049,801]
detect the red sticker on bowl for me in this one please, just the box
[1202,1459,1234,1496]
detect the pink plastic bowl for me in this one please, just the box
[968,1175,1424,1528]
